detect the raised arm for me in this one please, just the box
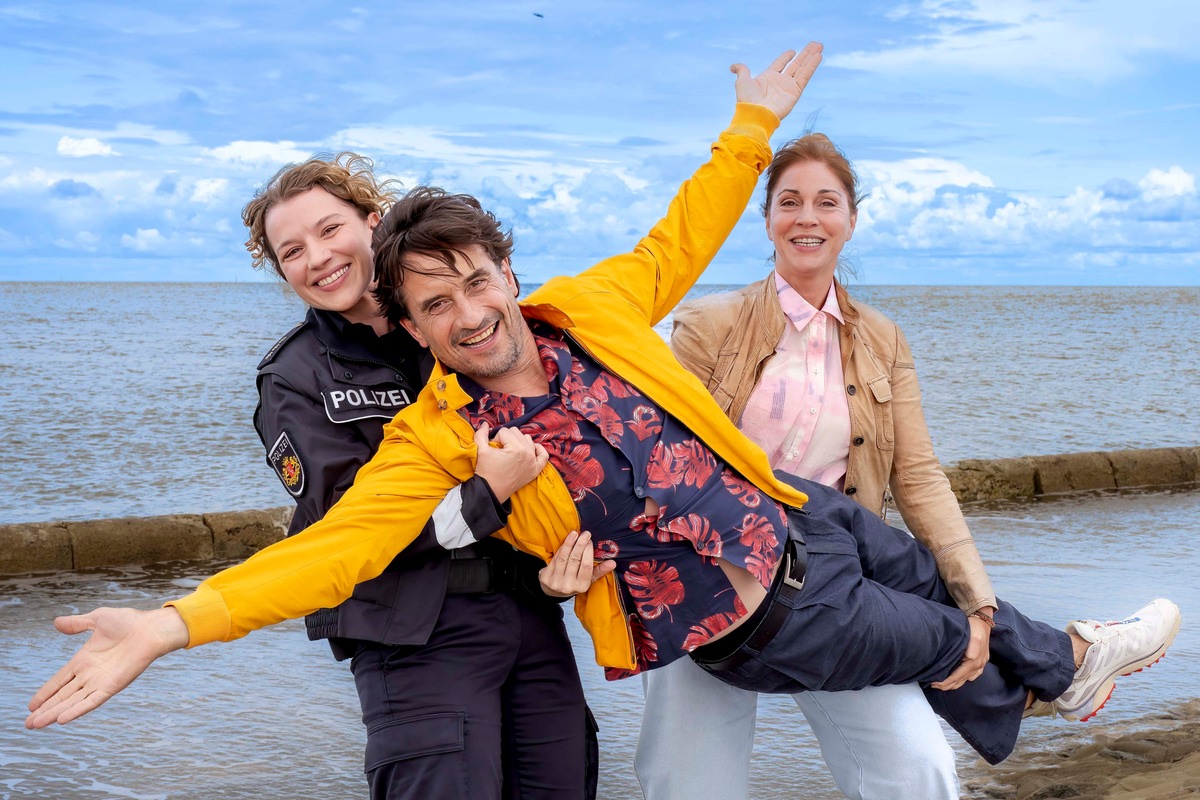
[531,44,822,326]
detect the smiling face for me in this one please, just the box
[398,245,543,394]
[264,186,381,325]
[765,160,857,293]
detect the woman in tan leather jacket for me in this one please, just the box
[635,134,994,800]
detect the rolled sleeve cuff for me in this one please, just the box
[728,102,782,143]
[461,474,511,537]
[164,584,232,648]
[964,596,1000,616]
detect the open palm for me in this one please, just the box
[26,606,188,729]
[731,43,823,121]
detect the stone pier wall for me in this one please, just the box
[0,507,294,575]
[2,446,1196,575]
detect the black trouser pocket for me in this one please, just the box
[364,712,468,799]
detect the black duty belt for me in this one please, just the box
[304,547,546,643]
[690,532,808,669]
[446,549,541,595]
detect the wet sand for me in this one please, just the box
[960,699,1200,800]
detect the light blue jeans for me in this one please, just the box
[635,657,958,800]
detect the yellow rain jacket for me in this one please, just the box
[169,103,809,670]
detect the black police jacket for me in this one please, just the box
[254,306,509,659]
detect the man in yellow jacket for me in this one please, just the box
[29,43,1178,768]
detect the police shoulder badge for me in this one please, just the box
[268,430,306,496]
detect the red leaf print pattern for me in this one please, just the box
[577,395,625,445]
[537,335,571,358]
[626,405,663,441]
[560,357,587,397]
[545,439,606,507]
[665,514,723,560]
[670,440,716,487]
[595,539,619,559]
[681,612,741,651]
[743,549,778,587]
[525,406,581,443]
[604,614,658,679]
[591,372,635,402]
[630,512,679,543]
[538,343,561,381]
[647,442,684,488]
[625,560,685,621]
[737,513,779,553]
[721,471,763,508]
[479,393,526,426]
[737,513,780,585]
[629,613,659,664]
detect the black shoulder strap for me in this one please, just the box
[258,320,309,370]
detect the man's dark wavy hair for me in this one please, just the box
[372,186,517,323]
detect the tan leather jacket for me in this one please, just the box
[671,276,996,613]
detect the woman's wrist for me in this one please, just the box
[968,609,995,628]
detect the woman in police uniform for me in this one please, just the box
[243,152,595,800]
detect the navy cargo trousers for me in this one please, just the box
[694,474,1076,764]
[350,590,594,799]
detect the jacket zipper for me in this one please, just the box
[326,350,407,373]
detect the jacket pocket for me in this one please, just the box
[867,375,895,451]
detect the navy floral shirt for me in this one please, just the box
[463,327,788,677]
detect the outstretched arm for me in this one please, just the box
[26,607,188,729]
[25,423,549,728]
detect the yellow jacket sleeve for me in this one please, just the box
[167,420,464,646]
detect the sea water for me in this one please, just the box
[0,282,1197,798]
[1,283,1195,524]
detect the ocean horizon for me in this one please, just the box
[2,282,1196,525]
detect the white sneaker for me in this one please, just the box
[1054,598,1181,722]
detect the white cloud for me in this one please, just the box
[53,231,100,252]
[861,157,993,192]
[336,125,552,166]
[121,228,165,252]
[856,158,995,230]
[1139,166,1196,200]
[0,227,29,251]
[190,178,229,203]
[109,122,192,147]
[205,140,313,165]
[832,0,1200,85]
[57,136,116,157]
[848,154,1197,264]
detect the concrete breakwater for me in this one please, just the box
[2,446,1196,576]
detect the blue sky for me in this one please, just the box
[1,1,1197,285]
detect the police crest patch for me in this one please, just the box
[268,430,306,496]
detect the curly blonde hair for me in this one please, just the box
[242,152,399,276]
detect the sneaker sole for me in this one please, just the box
[1060,601,1181,722]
